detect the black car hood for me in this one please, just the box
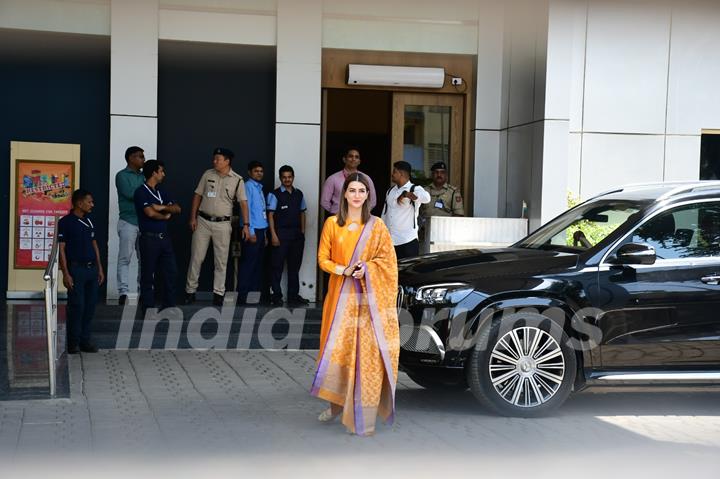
[397,247,579,288]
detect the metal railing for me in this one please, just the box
[42,219,60,397]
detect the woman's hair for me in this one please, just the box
[337,172,371,227]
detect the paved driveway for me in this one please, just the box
[1,351,719,478]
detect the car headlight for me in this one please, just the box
[414,283,473,305]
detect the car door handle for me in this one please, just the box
[701,275,720,285]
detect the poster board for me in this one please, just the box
[7,141,80,298]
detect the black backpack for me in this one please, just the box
[383,184,418,228]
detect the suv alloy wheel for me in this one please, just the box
[466,312,577,417]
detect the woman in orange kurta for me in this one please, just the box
[311,173,399,436]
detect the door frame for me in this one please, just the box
[391,93,464,189]
[321,48,475,215]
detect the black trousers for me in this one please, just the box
[139,235,177,308]
[394,239,419,259]
[237,228,267,302]
[66,263,99,346]
[270,235,304,299]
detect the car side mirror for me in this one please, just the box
[611,243,656,265]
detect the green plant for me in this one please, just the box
[565,191,616,247]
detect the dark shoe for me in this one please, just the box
[184,292,196,305]
[270,295,284,306]
[79,342,98,353]
[118,294,127,305]
[68,343,80,355]
[213,293,224,306]
[288,295,310,306]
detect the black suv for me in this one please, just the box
[397,182,720,417]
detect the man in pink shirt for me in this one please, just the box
[320,147,377,214]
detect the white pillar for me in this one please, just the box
[474,0,507,218]
[106,0,158,300]
[539,0,574,226]
[274,0,322,300]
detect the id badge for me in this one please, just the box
[434,200,444,209]
[207,191,217,198]
[262,210,267,220]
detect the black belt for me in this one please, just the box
[198,211,231,222]
[141,231,168,239]
[69,260,96,268]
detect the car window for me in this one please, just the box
[517,201,642,252]
[622,202,720,259]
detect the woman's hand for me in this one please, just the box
[351,262,365,279]
[343,262,359,277]
[343,261,364,278]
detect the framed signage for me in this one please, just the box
[14,160,75,269]
[7,141,80,298]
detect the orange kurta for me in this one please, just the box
[312,215,399,435]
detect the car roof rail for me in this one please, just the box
[589,181,720,202]
[656,180,720,201]
[587,182,672,201]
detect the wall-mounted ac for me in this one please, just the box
[346,64,445,88]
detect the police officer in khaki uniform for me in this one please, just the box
[185,147,250,306]
[421,161,465,220]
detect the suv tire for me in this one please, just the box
[467,312,576,417]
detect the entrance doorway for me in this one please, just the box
[323,90,465,214]
[319,88,466,298]
[324,89,392,216]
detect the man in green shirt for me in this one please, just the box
[115,146,145,305]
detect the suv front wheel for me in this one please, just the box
[467,312,576,417]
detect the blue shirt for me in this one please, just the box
[246,178,268,235]
[266,185,307,212]
[57,212,97,263]
[134,183,175,234]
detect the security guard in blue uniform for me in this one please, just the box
[58,189,105,354]
[134,160,182,309]
[237,160,268,304]
[267,165,309,306]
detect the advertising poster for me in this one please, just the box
[14,160,75,269]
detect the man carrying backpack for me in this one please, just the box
[381,160,431,259]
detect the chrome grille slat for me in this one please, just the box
[399,325,445,360]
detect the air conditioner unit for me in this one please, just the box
[347,64,445,88]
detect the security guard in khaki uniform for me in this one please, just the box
[421,161,465,220]
[185,147,249,306]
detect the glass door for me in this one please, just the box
[391,93,463,187]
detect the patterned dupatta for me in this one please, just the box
[311,216,399,435]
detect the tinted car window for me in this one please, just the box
[625,202,720,259]
[517,201,643,252]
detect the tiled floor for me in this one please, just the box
[1,350,719,478]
